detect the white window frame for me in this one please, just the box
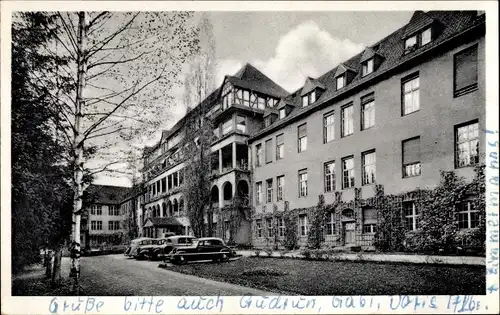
[362,151,376,185]
[256,219,263,238]
[277,175,284,201]
[266,179,273,203]
[256,182,262,205]
[404,202,419,231]
[341,105,354,137]
[361,95,375,130]
[324,161,336,193]
[336,75,345,90]
[325,212,335,236]
[279,108,286,119]
[323,112,335,143]
[455,121,479,168]
[342,157,355,189]
[402,75,420,115]
[362,58,374,76]
[298,170,308,197]
[457,200,479,229]
[266,218,273,238]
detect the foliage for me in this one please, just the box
[282,201,299,250]
[241,267,289,277]
[375,168,486,255]
[253,249,261,257]
[11,12,73,273]
[307,195,327,249]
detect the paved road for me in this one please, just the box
[62,254,273,296]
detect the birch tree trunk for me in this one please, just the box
[69,11,87,293]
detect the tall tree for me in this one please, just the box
[21,11,198,291]
[182,13,217,237]
[11,12,73,278]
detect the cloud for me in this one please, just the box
[218,21,365,92]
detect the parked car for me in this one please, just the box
[167,237,235,264]
[149,235,197,260]
[125,237,153,258]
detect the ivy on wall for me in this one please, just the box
[282,201,298,250]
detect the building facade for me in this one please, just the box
[81,185,131,250]
[135,11,485,250]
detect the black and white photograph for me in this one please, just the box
[1,1,498,313]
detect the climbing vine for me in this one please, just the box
[282,201,298,250]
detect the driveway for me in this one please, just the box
[63,254,273,296]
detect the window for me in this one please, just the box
[402,74,420,115]
[91,205,100,215]
[302,95,308,107]
[421,27,432,46]
[167,175,172,190]
[324,161,336,192]
[454,45,478,97]
[222,119,233,136]
[109,205,119,216]
[255,144,262,167]
[243,90,250,106]
[361,94,375,130]
[325,212,335,236]
[266,218,273,237]
[109,221,120,230]
[91,220,102,231]
[323,112,335,143]
[279,108,286,119]
[162,178,167,193]
[403,201,419,231]
[457,200,479,229]
[363,207,377,234]
[363,224,377,234]
[362,58,374,76]
[212,222,217,237]
[173,172,178,187]
[341,104,354,137]
[266,179,273,203]
[342,156,355,189]
[455,121,479,168]
[256,182,262,205]
[276,134,284,160]
[277,175,284,201]
[257,96,266,110]
[299,214,308,236]
[236,115,246,133]
[336,75,345,90]
[265,139,273,163]
[402,137,421,178]
[405,35,417,50]
[298,123,307,152]
[278,218,285,237]
[362,151,376,185]
[298,169,308,197]
[256,219,263,238]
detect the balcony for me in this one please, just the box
[211,142,249,176]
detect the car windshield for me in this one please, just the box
[157,239,166,245]
[191,239,199,246]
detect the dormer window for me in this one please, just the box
[279,108,286,119]
[336,75,345,90]
[362,58,374,77]
[301,90,316,107]
[404,27,433,53]
[264,116,272,127]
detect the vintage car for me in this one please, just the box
[148,235,198,260]
[167,237,235,264]
[125,237,153,259]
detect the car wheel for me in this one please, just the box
[220,250,230,262]
[176,252,187,265]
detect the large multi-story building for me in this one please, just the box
[137,10,485,249]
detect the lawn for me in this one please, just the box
[165,257,485,295]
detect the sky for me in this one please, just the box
[93,11,414,187]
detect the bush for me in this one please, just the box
[300,249,312,260]
[278,249,289,258]
[253,249,261,257]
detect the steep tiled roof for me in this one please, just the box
[227,63,289,98]
[263,107,279,117]
[334,63,358,77]
[277,98,295,109]
[85,185,131,205]
[403,11,436,38]
[249,11,483,142]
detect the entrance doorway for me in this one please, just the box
[343,222,356,246]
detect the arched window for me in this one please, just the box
[341,208,354,221]
[162,203,167,217]
[223,182,233,201]
[179,198,184,214]
[173,199,179,215]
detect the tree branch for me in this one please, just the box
[87,51,150,70]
